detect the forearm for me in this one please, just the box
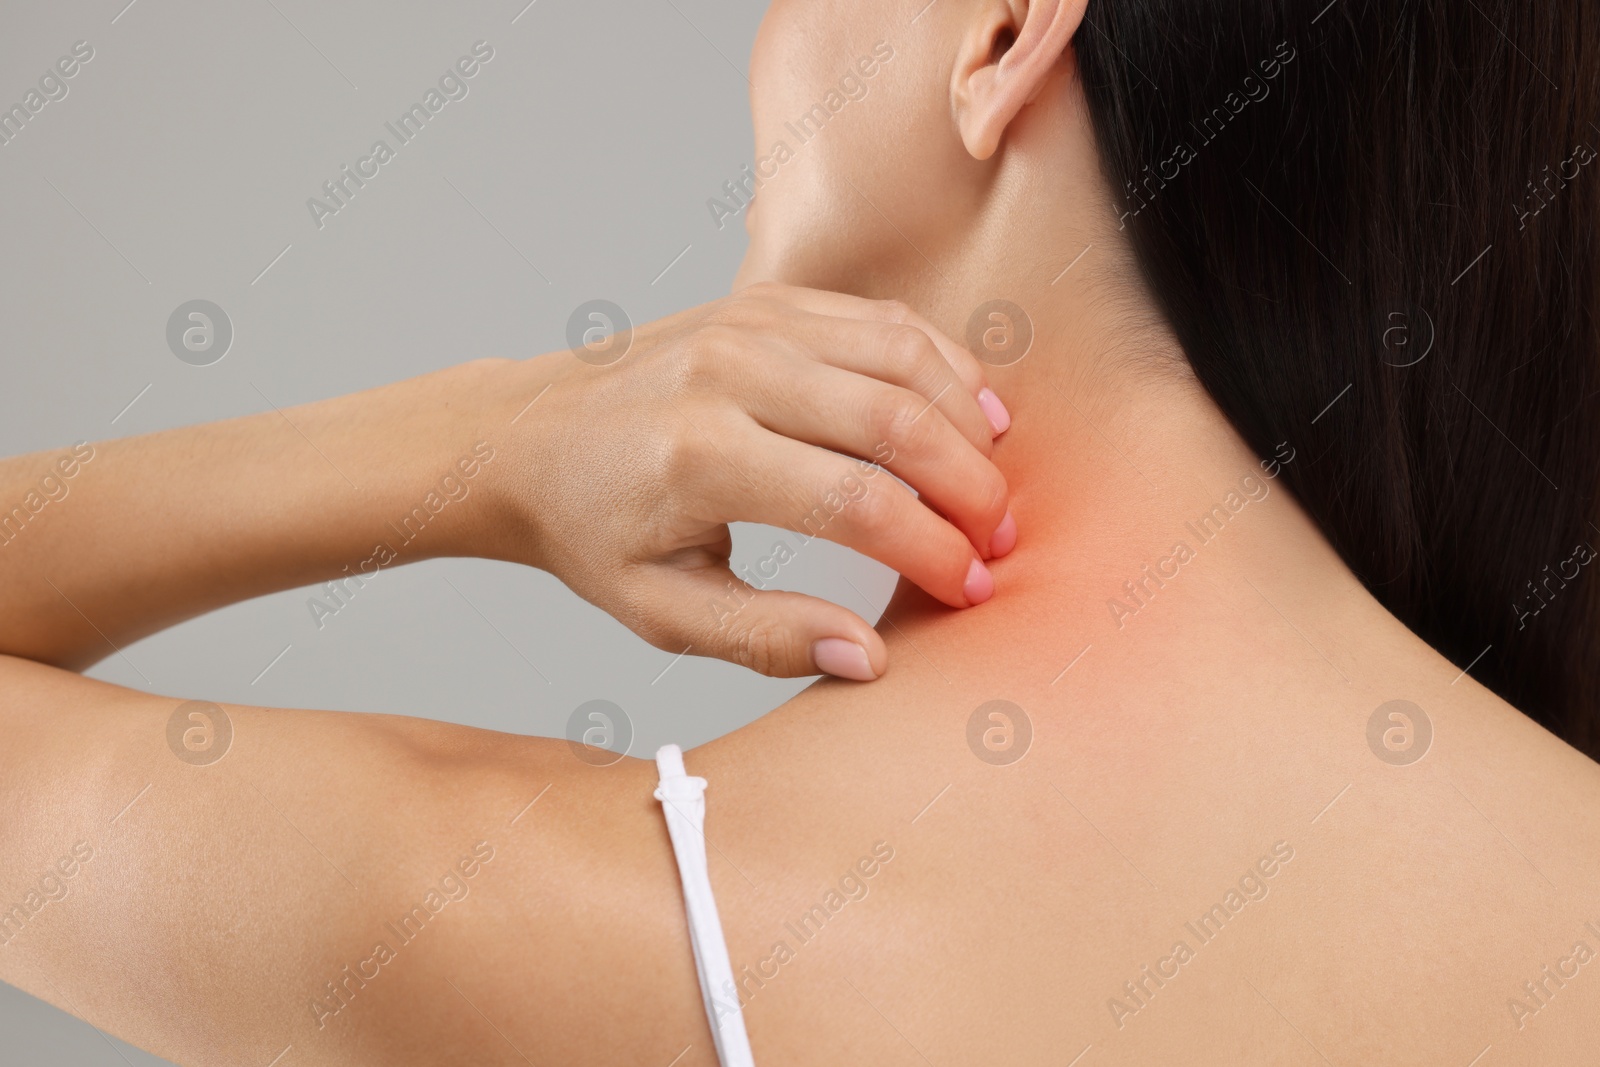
[0,356,552,669]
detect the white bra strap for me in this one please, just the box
[653,744,756,1067]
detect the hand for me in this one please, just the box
[487,283,1016,681]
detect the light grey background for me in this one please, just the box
[0,1,895,1060]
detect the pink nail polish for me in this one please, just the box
[977,388,1011,435]
[963,558,994,605]
[812,637,877,681]
[989,510,1017,557]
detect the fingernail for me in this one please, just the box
[963,558,994,605]
[812,637,877,681]
[977,388,1011,435]
[989,510,1017,557]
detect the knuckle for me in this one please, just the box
[613,581,672,649]
[976,467,1009,521]
[876,298,913,324]
[657,420,707,478]
[631,611,673,651]
[881,325,937,380]
[678,327,737,384]
[717,283,784,324]
[700,298,752,328]
[738,280,785,303]
[731,619,794,676]
[696,322,743,354]
[868,388,933,454]
[843,476,895,532]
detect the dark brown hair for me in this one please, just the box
[1076,1,1600,753]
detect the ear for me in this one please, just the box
[952,0,1088,160]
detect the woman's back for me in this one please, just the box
[16,575,1597,1067]
[683,389,1600,1064]
[4,0,1598,1062]
[696,609,1600,1065]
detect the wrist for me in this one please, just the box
[350,358,531,567]
[448,354,569,568]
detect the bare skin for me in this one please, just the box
[5,0,1599,1064]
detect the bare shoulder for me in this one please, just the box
[678,616,1600,1064]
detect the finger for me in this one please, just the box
[634,558,889,681]
[764,309,998,457]
[751,285,1010,434]
[741,359,1011,557]
[697,433,995,609]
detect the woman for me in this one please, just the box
[3,0,1598,1063]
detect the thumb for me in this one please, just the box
[647,563,889,681]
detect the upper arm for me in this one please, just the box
[0,657,712,1066]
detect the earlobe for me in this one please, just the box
[952,0,1088,161]
[957,66,1011,161]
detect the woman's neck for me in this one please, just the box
[743,93,1390,683]
[877,264,1384,692]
